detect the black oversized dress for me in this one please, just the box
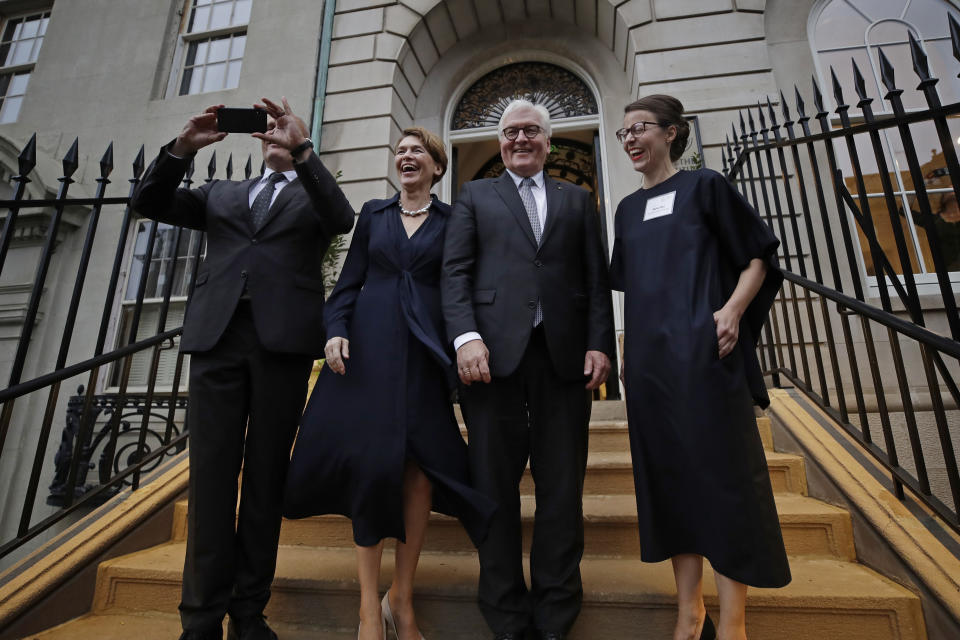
[609,169,791,588]
[283,194,496,547]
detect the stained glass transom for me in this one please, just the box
[453,62,598,130]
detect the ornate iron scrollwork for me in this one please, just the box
[453,62,598,130]
[47,386,187,506]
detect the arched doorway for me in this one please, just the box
[447,61,609,253]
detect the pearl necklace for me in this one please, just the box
[399,200,431,217]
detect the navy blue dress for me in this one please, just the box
[609,169,791,588]
[283,195,495,547]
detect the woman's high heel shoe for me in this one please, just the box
[699,612,716,640]
[381,591,425,640]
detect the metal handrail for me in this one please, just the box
[724,14,960,532]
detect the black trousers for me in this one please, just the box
[179,301,313,631]
[460,327,591,635]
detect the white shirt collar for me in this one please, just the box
[505,168,545,189]
[261,167,298,184]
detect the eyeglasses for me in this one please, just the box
[501,125,543,141]
[615,121,662,143]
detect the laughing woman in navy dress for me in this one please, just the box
[284,127,495,640]
[609,95,790,640]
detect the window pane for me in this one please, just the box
[20,18,38,39]
[230,33,245,58]
[202,62,225,91]
[208,36,229,62]
[226,60,241,88]
[9,72,29,96]
[210,2,232,29]
[867,19,910,45]
[10,40,30,65]
[189,66,203,94]
[196,0,212,6]
[189,6,210,33]
[0,95,21,123]
[926,40,960,105]
[195,40,209,64]
[817,0,871,49]
[234,0,251,25]
[39,17,48,36]
[905,0,956,38]
[179,67,194,96]
[852,194,922,276]
[848,0,907,22]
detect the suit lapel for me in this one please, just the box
[225,178,258,235]
[493,173,538,249]
[539,176,566,249]
[255,176,301,234]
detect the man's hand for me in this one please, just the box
[170,104,227,156]
[456,339,491,385]
[583,350,610,390]
[713,305,742,358]
[252,97,310,159]
[324,337,349,375]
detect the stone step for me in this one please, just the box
[92,543,925,640]
[516,450,806,496]
[171,493,853,560]
[456,416,774,454]
[27,611,355,640]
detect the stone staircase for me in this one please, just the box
[26,403,927,639]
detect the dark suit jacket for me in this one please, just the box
[441,172,614,380]
[132,143,355,357]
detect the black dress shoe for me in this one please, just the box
[226,615,278,640]
[699,613,717,640]
[178,627,223,640]
[492,633,525,640]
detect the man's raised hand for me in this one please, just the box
[252,96,310,152]
[171,104,227,157]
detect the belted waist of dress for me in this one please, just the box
[398,270,452,367]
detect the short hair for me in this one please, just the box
[624,94,691,162]
[396,126,448,185]
[498,99,552,139]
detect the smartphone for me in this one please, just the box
[216,107,268,133]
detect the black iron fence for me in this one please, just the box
[0,143,262,559]
[724,15,960,533]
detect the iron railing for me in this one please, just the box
[0,143,262,559]
[724,14,960,533]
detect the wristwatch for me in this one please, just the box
[290,138,314,158]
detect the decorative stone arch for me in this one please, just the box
[322,0,781,205]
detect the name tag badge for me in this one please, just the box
[644,191,676,221]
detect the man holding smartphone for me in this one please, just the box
[132,98,354,640]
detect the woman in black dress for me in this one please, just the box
[609,95,791,640]
[283,127,495,640]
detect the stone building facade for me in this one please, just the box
[0,0,958,555]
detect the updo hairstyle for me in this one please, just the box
[624,94,691,163]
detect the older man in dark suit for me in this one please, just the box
[132,98,354,640]
[441,99,615,640]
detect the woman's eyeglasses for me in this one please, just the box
[501,125,543,141]
[615,121,662,143]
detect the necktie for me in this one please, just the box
[519,177,542,243]
[519,177,544,326]
[250,172,287,230]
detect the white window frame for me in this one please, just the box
[809,0,960,297]
[107,220,206,393]
[166,0,250,98]
[0,7,50,124]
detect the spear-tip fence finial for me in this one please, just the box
[61,137,79,179]
[909,29,931,81]
[877,48,897,93]
[99,142,114,179]
[18,133,37,177]
[132,145,145,179]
